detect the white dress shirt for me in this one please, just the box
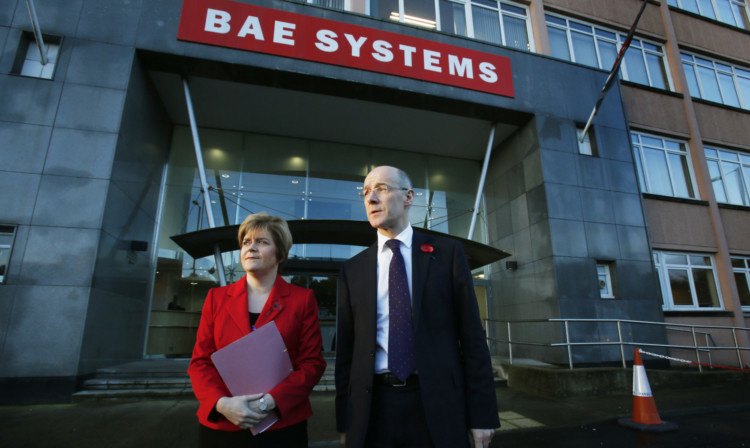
[374,225,414,374]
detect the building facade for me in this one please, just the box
[0,0,748,402]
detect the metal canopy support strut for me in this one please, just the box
[182,78,228,286]
[468,124,496,241]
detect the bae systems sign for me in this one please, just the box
[177,0,514,97]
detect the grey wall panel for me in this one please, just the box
[0,285,89,377]
[65,40,134,89]
[30,175,109,228]
[0,75,63,126]
[0,1,17,27]
[54,84,126,132]
[43,128,117,179]
[76,1,142,45]
[0,121,52,173]
[11,0,83,37]
[0,172,41,225]
[584,222,621,260]
[18,226,99,286]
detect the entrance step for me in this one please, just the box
[74,358,337,401]
[73,359,192,402]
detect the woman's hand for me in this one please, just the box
[215,393,269,429]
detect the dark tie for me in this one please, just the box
[385,239,416,382]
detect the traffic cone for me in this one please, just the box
[617,349,678,432]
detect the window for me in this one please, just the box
[292,0,348,10]
[376,0,533,51]
[597,262,615,298]
[681,53,750,110]
[654,251,723,310]
[0,226,17,284]
[631,132,697,199]
[576,127,597,156]
[12,32,60,80]
[732,256,750,309]
[705,147,750,206]
[545,14,671,90]
[667,0,750,29]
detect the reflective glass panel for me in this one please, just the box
[440,0,468,36]
[571,31,598,67]
[472,5,502,45]
[698,65,722,102]
[503,14,529,50]
[735,272,750,306]
[548,26,571,60]
[644,148,673,195]
[708,160,728,203]
[668,269,693,305]
[624,49,649,85]
[693,268,720,307]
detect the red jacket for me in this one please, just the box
[189,275,326,432]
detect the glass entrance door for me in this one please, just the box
[286,273,338,355]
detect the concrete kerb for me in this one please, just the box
[504,364,750,398]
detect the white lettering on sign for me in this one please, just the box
[344,34,367,58]
[449,55,473,79]
[372,40,393,63]
[179,2,513,97]
[315,29,338,52]
[423,49,441,73]
[273,21,296,45]
[479,62,498,83]
[399,44,417,68]
[237,16,263,39]
[205,8,231,34]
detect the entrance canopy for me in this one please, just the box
[171,220,509,270]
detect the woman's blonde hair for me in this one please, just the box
[237,212,293,265]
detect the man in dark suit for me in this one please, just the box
[336,166,499,448]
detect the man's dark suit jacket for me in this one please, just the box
[335,229,499,448]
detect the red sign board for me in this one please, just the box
[178,0,514,97]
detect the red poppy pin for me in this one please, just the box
[420,244,434,253]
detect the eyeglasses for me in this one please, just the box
[358,184,409,199]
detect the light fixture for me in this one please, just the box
[389,11,437,29]
[505,261,518,271]
[291,180,299,184]
[221,173,230,179]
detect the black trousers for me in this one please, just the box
[364,382,434,448]
[199,420,307,448]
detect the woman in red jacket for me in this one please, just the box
[188,212,326,447]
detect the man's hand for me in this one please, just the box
[469,428,495,448]
[339,433,346,446]
[215,393,268,429]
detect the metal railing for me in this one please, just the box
[485,318,750,372]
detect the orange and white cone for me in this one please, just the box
[618,349,678,432]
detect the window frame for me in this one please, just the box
[667,0,750,29]
[545,13,673,91]
[631,131,699,199]
[681,52,750,110]
[597,262,615,299]
[0,225,17,285]
[654,251,724,311]
[704,146,750,206]
[11,32,61,80]
[731,256,750,310]
[379,0,534,51]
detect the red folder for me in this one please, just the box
[210,321,293,434]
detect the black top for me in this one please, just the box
[249,312,260,328]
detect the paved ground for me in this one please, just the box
[1,383,749,447]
